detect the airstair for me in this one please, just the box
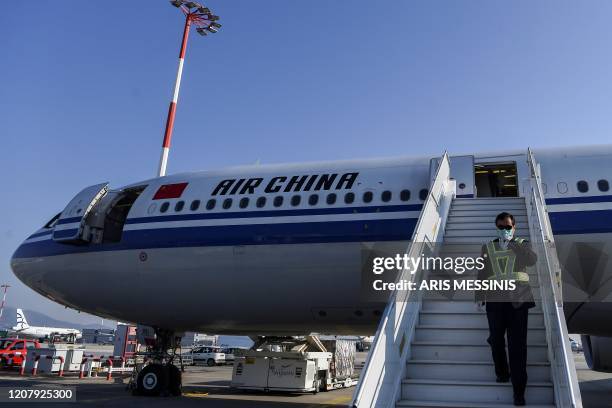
[352,151,582,407]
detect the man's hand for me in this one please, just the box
[476,301,486,312]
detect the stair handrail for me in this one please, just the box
[525,148,582,407]
[351,152,455,408]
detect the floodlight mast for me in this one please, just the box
[158,1,221,177]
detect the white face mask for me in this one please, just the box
[497,228,514,241]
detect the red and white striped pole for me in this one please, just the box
[158,15,192,177]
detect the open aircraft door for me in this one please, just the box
[53,182,109,243]
[430,155,474,197]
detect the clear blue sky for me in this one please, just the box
[2,0,612,324]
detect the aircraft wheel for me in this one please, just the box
[136,364,167,396]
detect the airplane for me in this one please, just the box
[10,143,612,394]
[11,308,81,340]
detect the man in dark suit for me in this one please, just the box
[476,212,537,406]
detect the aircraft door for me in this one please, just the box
[52,182,109,243]
[430,155,474,197]
[450,155,475,197]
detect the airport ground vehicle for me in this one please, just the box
[189,346,226,366]
[570,338,583,353]
[221,347,238,364]
[0,338,41,366]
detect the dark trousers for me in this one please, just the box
[486,302,529,397]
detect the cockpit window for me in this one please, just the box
[44,213,61,229]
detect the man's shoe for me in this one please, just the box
[496,376,510,383]
[513,394,526,406]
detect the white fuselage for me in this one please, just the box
[13,326,81,339]
[10,145,612,336]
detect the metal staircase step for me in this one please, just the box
[450,209,527,217]
[444,228,528,237]
[445,222,528,230]
[452,198,525,204]
[397,400,554,408]
[410,341,550,362]
[400,379,554,405]
[446,215,528,223]
[450,203,527,211]
[405,360,551,382]
[423,290,542,301]
[421,300,541,312]
[419,311,544,328]
[444,236,525,243]
[414,326,546,344]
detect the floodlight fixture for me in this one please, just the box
[158,1,221,177]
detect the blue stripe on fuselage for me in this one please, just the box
[548,209,612,235]
[13,218,417,258]
[15,199,612,259]
[546,194,612,205]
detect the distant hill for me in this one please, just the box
[0,306,115,330]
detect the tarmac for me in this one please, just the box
[0,352,609,407]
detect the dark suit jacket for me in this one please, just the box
[476,237,537,309]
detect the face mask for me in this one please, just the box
[497,228,514,241]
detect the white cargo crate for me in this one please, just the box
[64,349,84,372]
[231,351,332,392]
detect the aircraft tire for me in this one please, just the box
[136,364,167,396]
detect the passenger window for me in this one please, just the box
[206,199,216,210]
[577,180,589,193]
[400,190,410,201]
[190,200,200,211]
[557,182,568,194]
[381,191,392,202]
[419,189,428,200]
[160,202,170,213]
[326,193,336,205]
[363,191,373,203]
[175,201,185,212]
[239,197,249,209]
[291,195,301,206]
[345,192,355,204]
[598,179,609,192]
[309,194,319,206]
[256,197,266,208]
[273,196,283,207]
[222,198,232,209]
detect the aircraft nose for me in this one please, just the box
[11,242,34,286]
[10,233,49,295]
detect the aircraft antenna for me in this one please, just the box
[158,1,221,177]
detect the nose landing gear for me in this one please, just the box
[129,328,183,397]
